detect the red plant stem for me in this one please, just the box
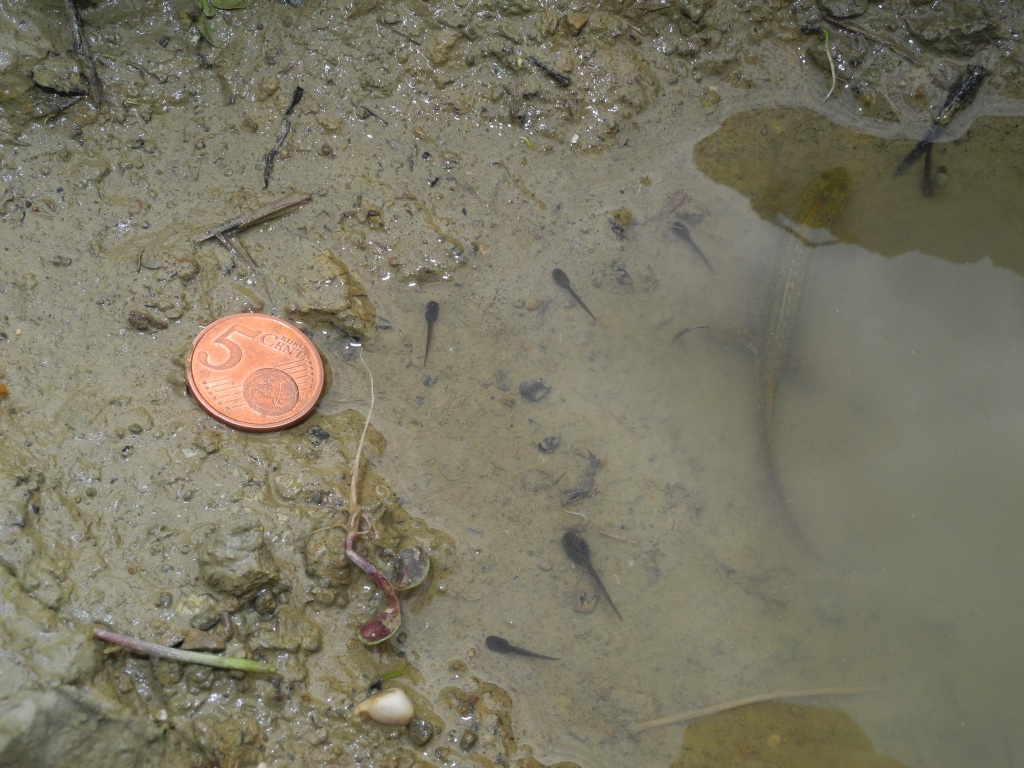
[92,628,274,673]
[346,531,400,618]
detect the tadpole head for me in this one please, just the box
[561,530,591,566]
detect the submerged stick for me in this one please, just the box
[214,231,257,269]
[895,65,987,178]
[93,627,275,673]
[264,86,305,189]
[193,192,311,245]
[627,685,884,733]
[673,324,709,341]
[822,14,921,66]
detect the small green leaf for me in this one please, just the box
[197,12,233,47]
[197,15,217,45]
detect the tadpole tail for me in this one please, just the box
[588,566,623,621]
[895,139,931,176]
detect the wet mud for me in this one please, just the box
[1,1,1022,767]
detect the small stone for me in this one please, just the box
[538,435,561,453]
[407,718,435,746]
[252,587,277,615]
[189,610,221,631]
[197,522,281,602]
[679,0,709,23]
[112,672,135,694]
[565,13,589,35]
[699,87,721,114]
[152,661,183,686]
[573,592,599,614]
[518,379,551,402]
[127,309,168,332]
[820,0,868,18]
[180,628,225,651]
[306,426,330,445]
[459,730,478,751]
[31,54,85,93]
[256,77,280,101]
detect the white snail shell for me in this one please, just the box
[354,688,415,726]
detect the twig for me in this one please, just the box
[193,192,311,249]
[357,105,389,125]
[633,4,674,16]
[673,324,709,341]
[263,86,305,189]
[93,627,275,673]
[65,0,103,108]
[895,65,987,179]
[385,26,421,47]
[822,13,921,66]
[214,232,257,269]
[194,194,308,307]
[527,56,572,88]
[627,685,885,733]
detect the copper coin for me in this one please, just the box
[186,313,324,432]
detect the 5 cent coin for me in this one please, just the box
[187,313,324,432]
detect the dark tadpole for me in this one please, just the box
[423,300,439,366]
[671,221,715,274]
[561,530,622,620]
[485,635,559,660]
[552,268,596,322]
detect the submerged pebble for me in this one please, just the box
[518,378,551,402]
[537,435,561,452]
[407,717,435,746]
[459,729,478,751]
[573,592,599,614]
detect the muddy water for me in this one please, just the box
[377,108,1023,766]
[2,1,1023,767]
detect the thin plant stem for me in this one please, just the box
[93,628,275,674]
[627,685,884,733]
[342,352,402,644]
[348,351,374,527]
[822,28,837,102]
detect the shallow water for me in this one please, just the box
[368,104,1024,766]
